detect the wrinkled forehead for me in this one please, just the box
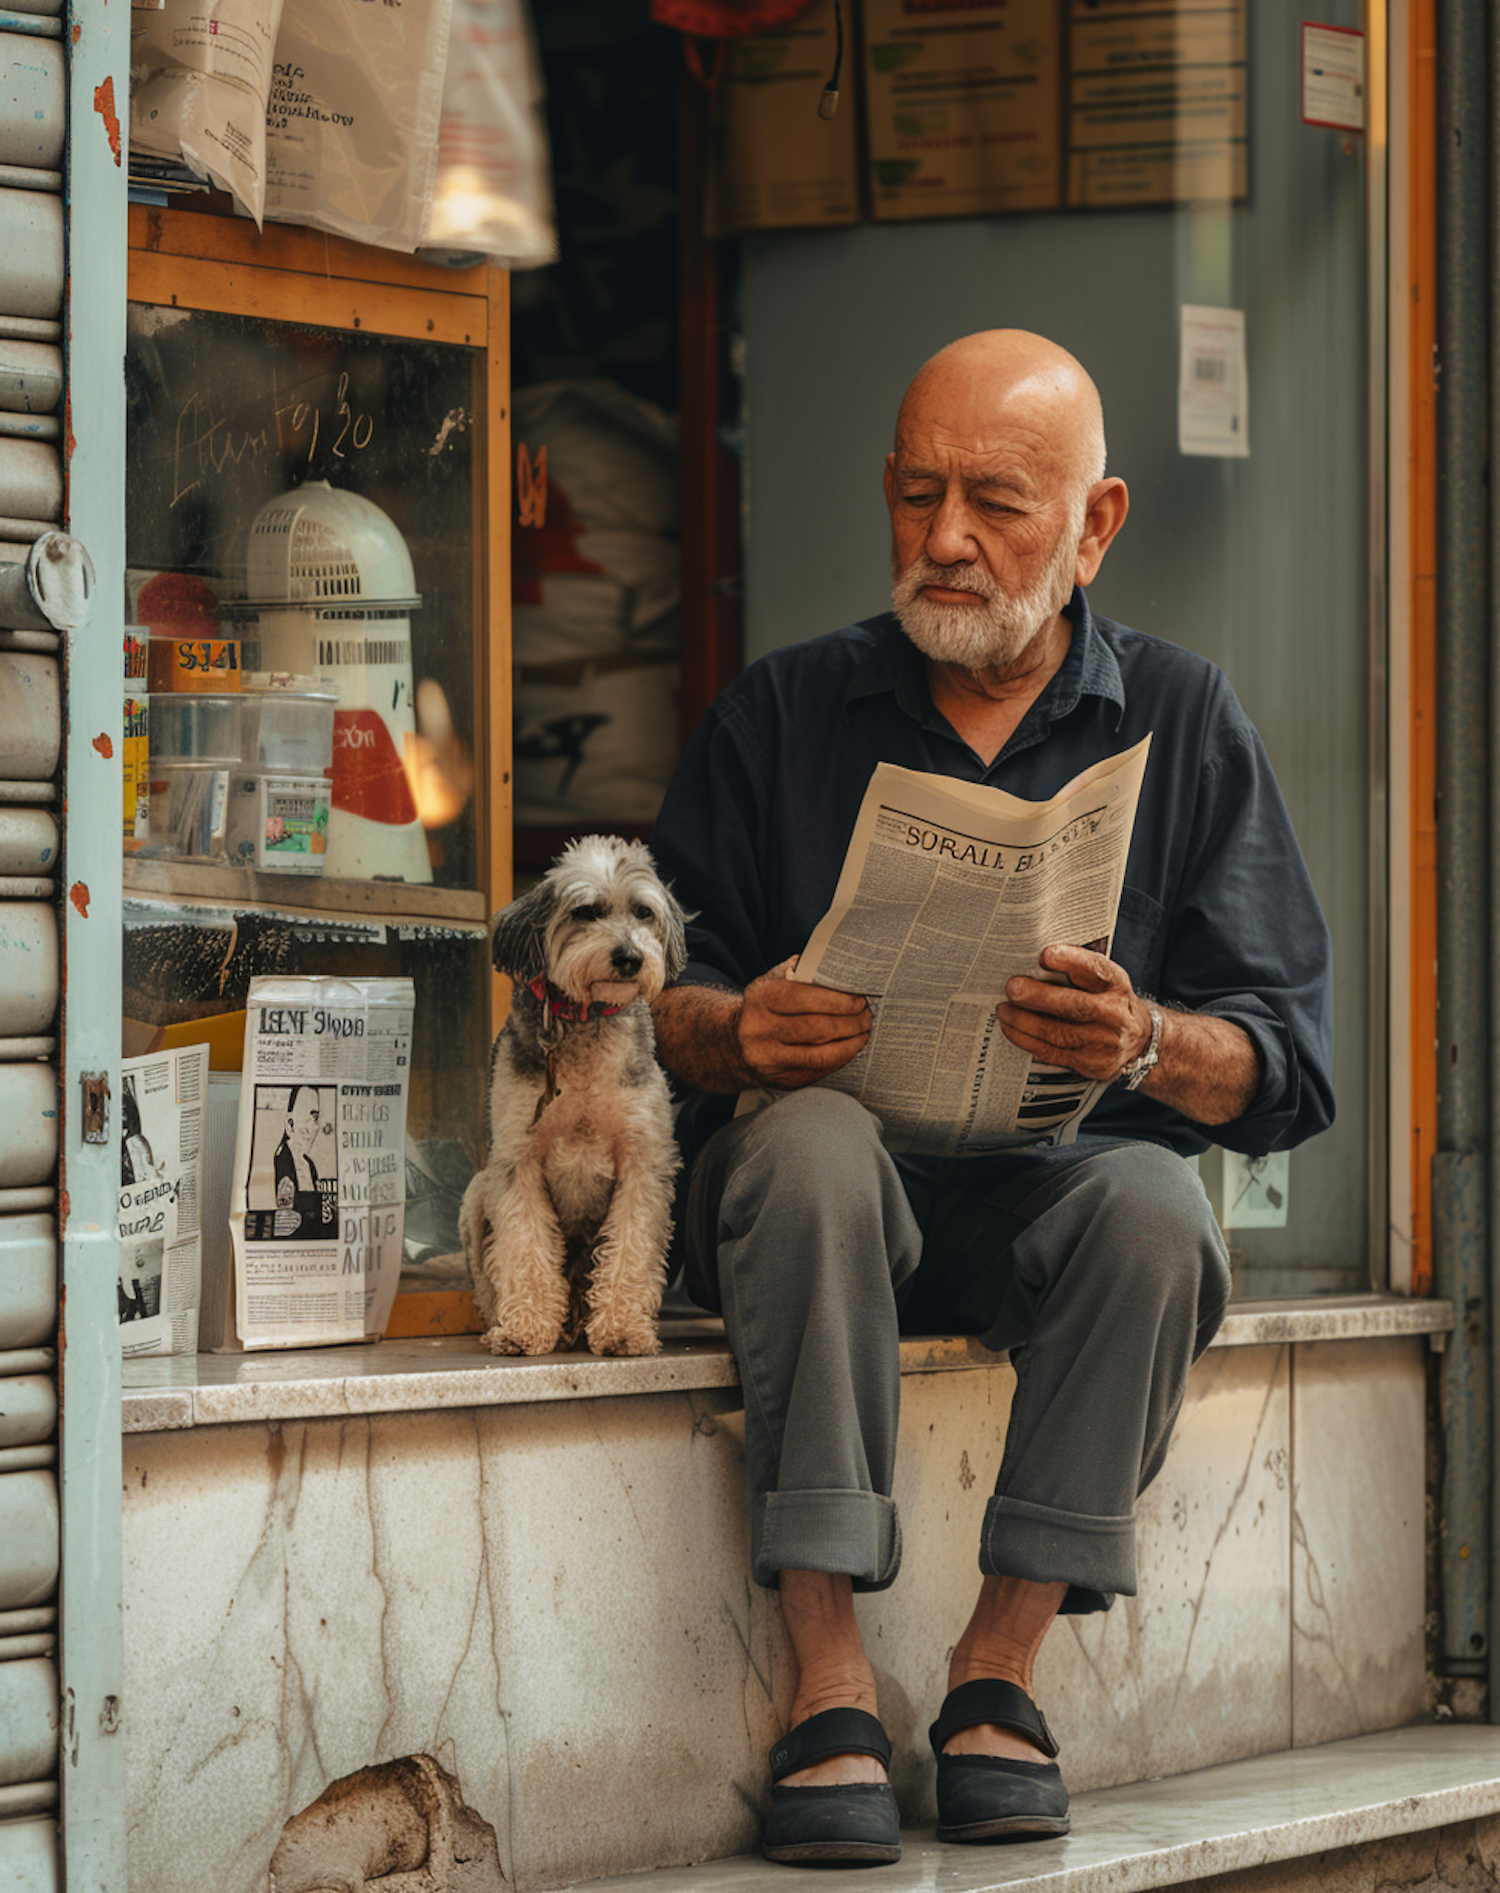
[895,363,1099,489]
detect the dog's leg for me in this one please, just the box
[465,1161,571,1356]
[458,1174,498,1327]
[583,1121,677,1357]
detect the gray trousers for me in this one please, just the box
[683,1089,1232,1607]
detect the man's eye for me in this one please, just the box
[902,492,939,507]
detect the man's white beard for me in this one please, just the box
[891,506,1083,672]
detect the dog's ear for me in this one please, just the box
[490,879,554,983]
[659,881,690,984]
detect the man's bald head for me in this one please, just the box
[896,330,1107,493]
[883,330,1128,677]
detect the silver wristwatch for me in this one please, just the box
[1119,1003,1162,1091]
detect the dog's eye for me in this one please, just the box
[631,903,655,922]
[572,904,602,923]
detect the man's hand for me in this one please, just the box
[994,941,1263,1125]
[651,960,871,1096]
[738,958,872,1088]
[995,944,1151,1083]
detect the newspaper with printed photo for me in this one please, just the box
[228,975,415,1350]
[785,736,1152,1157]
[119,1042,209,1357]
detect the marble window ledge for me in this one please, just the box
[120,1295,1454,1434]
[561,1725,1500,1893]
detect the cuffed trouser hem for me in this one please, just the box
[753,1489,903,1593]
[980,1493,1138,1598]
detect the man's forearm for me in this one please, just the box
[1141,1008,1261,1126]
[651,984,753,1094]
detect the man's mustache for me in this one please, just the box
[898,560,1000,599]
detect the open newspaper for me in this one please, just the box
[783,736,1151,1157]
[119,1042,209,1358]
[228,975,414,1350]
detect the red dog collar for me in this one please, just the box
[528,976,627,1025]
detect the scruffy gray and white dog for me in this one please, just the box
[459,836,688,1358]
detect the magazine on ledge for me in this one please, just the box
[771,736,1152,1157]
[225,975,415,1350]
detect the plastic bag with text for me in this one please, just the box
[130,0,286,226]
[263,0,454,252]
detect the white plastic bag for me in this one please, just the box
[264,0,454,252]
[130,0,286,226]
[421,0,556,266]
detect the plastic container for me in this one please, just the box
[225,771,331,875]
[238,675,338,772]
[147,763,230,859]
[149,693,240,765]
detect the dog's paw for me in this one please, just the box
[584,1315,662,1358]
[480,1325,524,1356]
[491,1307,566,1357]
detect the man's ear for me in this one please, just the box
[883,453,896,519]
[1074,478,1129,586]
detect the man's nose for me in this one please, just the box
[611,945,643,977]
[925,493,977,565]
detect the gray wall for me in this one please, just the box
[739,0,1373,1289]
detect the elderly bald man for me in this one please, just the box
[650,331,1334,1865]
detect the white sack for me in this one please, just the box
[511,379,681,665]
[513,661,679,825]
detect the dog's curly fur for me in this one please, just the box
[459,836,687,1358]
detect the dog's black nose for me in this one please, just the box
[611,947,643,977]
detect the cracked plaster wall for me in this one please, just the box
[121,1337,1428,1892]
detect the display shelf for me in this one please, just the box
[128,202,490,297]
[123,857,488,928]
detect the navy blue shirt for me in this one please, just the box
[652,590,1335,1166]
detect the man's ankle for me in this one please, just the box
[789,1667,880,1726]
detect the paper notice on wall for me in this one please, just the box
[130,0,286,225]
[228,976,414,1350]
[263,0,454,252]
[1179,305,1250,458]
[1302,23,1365,132]
[1221,1149,1290,1228]
[863,0,1061,222]
[118,1042,209,1358]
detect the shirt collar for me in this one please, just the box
[845,587,1126,732]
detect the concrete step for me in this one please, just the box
[559,1726,1500,1893]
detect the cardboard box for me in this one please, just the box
[123,1009,247,1071]
[708,0,860,235]
[864,0,1062,222]
[1065,0,1247,209]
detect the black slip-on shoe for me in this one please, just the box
[763,1706,902,1865]
[929,1678,1071,1843]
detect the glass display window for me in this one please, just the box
[122,210,510,1334]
